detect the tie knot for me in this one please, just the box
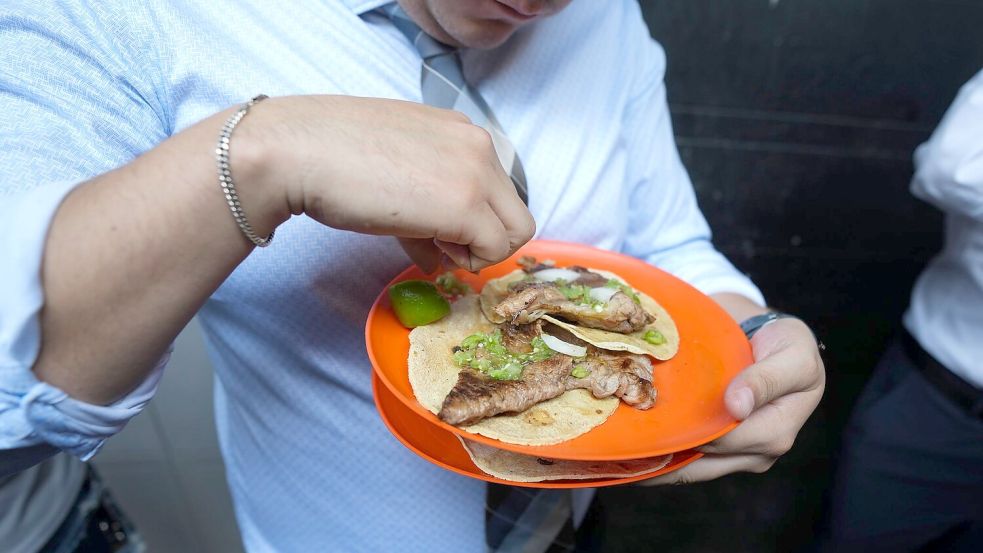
[385,3,457,60]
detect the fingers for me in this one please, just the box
[434,203,511,271]
[724,319,824,420]
[451,125,534,267]
[664,319,825,486]
[396,237,441,274]
[697,394,816,457]
[433,240,471,272]
[637,453,777,487]
[482,153,536,254]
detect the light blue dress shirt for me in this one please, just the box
[0,1,764,550]
[904,68,983,389]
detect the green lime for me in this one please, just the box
[388,280,451,328]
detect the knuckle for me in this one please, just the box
[516,214,536,243]
[439,221,470,246]
[463,125,495,152]
[755,371,782,404]
[749,457,777,474]
[446,109,471,124]
[766,434,796,458]
[452,177,484,207]
[493,236,512,259]
[812,354,827,384]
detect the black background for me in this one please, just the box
[595,1,983,551]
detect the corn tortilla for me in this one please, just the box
[459,437,673,482]
[408,295,618,446]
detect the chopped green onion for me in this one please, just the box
[451,330,554,380]
[524,336,555,363]
[552,280,606,310]
[643,329,666,345]
[459,333,484,350]
[435,272,471,297]
[571,364,590,378]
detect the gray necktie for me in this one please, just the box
[386,3,529,205]
[385,8,577,552]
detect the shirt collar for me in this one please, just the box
[342,0,394,15]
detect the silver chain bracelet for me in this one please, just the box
[216,94,274,247]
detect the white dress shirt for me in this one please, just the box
[904,68,983,389]
[0,1,763,550]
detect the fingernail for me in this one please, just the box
[726,386,755,420]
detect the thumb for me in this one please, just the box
[396,237,441,274]
[723,345,814,421]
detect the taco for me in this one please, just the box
[479,257,679,360]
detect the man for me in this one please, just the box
[0,1,825,551]
[822,69,983,552]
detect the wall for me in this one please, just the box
[595,1,983,551]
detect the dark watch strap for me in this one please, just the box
[740,311,826,351]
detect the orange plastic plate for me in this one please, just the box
[366,240,752,461]
[373,373,702,488]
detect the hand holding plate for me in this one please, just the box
[639,317,825,484]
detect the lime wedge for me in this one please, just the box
[388,280,451,328]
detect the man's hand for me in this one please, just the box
[640,308,825,485]
[242,95,535,271]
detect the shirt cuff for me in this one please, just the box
[1,351,168,460]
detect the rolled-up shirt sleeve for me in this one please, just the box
[620,36,765,306]
[0,3,171,470]
[910,68,983,220]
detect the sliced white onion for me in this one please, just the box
[541,332,588,358]
[532,268,582,283]
[589,286,618,303]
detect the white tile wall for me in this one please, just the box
[93,319,244,553]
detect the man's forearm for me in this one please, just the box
[33,107,287,405]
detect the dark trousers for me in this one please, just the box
[820,337,983,552]
[39,467,143,553]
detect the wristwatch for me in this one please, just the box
[740,311,799,339]
[740,311,826,351]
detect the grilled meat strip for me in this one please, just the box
[500,257,654,333]
[439,358,575,426]
[494,281,654,334]
[438,324,657,426]
[569,349,655,410]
